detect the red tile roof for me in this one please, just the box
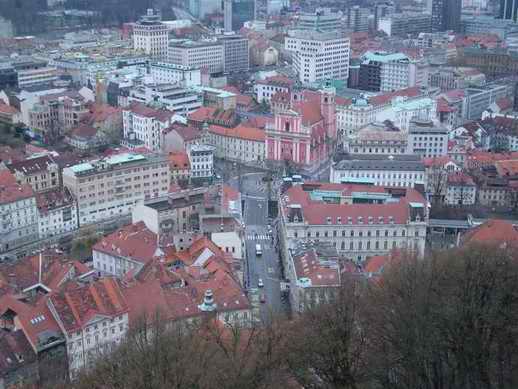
[496,97,513,112]
[209,124,266,142]
[168,151,190,170]
[283,183,425,226]
[292,249,340,287]
[462,219,518,246]
[0,294,63,352]
[447,172,475,186]
[0,146,24,164]
[495,159,518,177]
[126,102,174,122]
[0,102,19,115]
[49,278,128,333]
[188,106,216,122]
[69,124,97,139]
[93,222,158,265]
[36,187,75,215]
[0,170,34,205]
[369,87,421,107]
[165,123,201,142]
[363,255,389,274]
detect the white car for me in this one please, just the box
[258,278,264,288]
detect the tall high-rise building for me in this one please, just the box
[223,0,255,32]
[133,9,169,59]
[428,0,462,32]
[500,0,518,21]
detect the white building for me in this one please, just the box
[0,171,38,253]
[207,124,266,163]
[377,96,437,131]
[124,84,202,116]
[279,182,428,262]
[285,30,350,84]
[122,103,175,152]
[17,66,58,89]
[133,9,169,59]
[445,172,477,206]
[149,62,201,87]
[92,221,161,277]
[48,278,129,378]
[36,188,79,239]
[330,154,426,188]
[62,152,170,226]
[337,96,376,138]
[168,39,224,74]
[407,119,449,158]
[188,144,215,180]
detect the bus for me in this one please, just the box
[255,244,262,256]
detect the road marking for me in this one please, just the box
[246,234,270,240]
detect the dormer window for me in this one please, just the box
[368,216,373,224]
[358,216,363,224]
[326,216,332,225]
[337,217,342,224]
[389,216,394,224]
[285,122,290,132]
[294,215,299,223]
[348,216,352,224]
[378,216,384,224]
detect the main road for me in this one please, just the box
[228,171,287,323]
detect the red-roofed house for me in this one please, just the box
[461,219,518,247]
[122,102,175,152]
[65,124,103,151]
[92,222,161,278]
[162,123,201,153]
[168,151,191,184]
[207,124,266,163]
[187,106,238,128]
[266,87,337,165]
[48,278,129,376]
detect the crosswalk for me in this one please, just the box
[246,234,271,241]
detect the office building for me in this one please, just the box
[378,12,432,37]
[149,62,201,87]
[123,84,202,115]
[428,0,462,32]
[133,9,169,59]
[345,6,371,33]
[168,39,224,74]
[217,35,250,73]
[345,122,408,155]
[62,152,170,225]
[297,8,342,32]
[278,181,427,262]
[500,0,518,21]
[359,51,423,92]
[285,31,350,84]
[224,0,255,32]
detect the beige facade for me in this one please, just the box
[62,153,170,226]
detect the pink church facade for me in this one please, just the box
[266,86,337,166]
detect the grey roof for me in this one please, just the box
[333,154,425,171]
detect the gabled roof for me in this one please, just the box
[93,222,158,265]
[8,155,56,175]
[168,151,190,170]
[0,170,34,205]
[69,124,98,140]
[126,102,174,122]
[49,278,128,333]
[209,124,266,142]
[0,294,63,353]
[462,219,518,246]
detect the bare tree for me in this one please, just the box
[284,276,369,389]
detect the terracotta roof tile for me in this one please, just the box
[209,124,265,142]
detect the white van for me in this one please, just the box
[255,244,262,256]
